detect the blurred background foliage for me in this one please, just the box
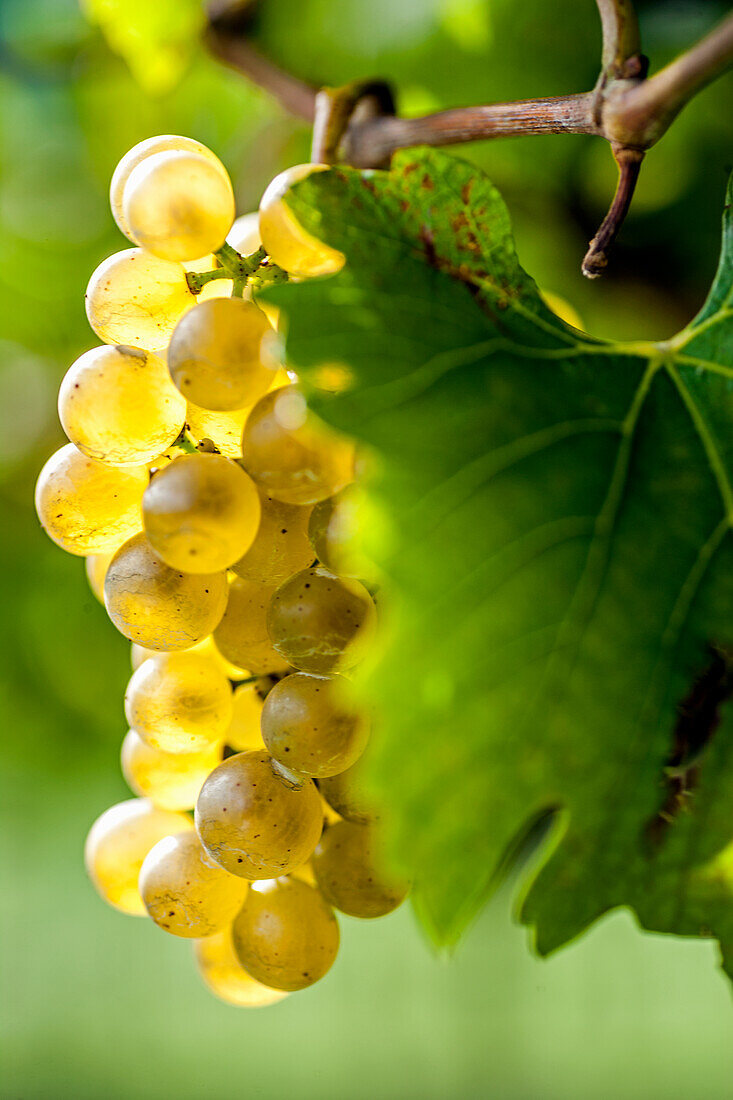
[1,1,733,1096]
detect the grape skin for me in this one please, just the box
[241,386,354,505]
[225,682,267,753]
[232,877,339,991]
[104,532,229,650]
[194,928,287,1007]
[139,830,247,938]
[121,729,222,810]
[258,164,345,278]
[85,248,196,350]
[110,134,229,239]
[85,551,115,602]
[261,673,369,778]
[84,798,193,915]
[231,493,314,587]
[168,298,273,412]
[185,402,249,459]
[227,211,261,255]
[59,345,186,467]
[312,820,409,918]
[124,650,232,753]
[35,444,147,557]
[267,566,376,674]
[319,758,378,824]
[213,575,289,675]
[131,635,250,680]
[123,150,235,263]
[195,750,323,879]
[142,453,261,573]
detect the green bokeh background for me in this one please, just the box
[1,1,733,1096]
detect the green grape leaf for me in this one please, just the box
[81,0,203,94]
[265,149,733,970]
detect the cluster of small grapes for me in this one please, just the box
[34,135,409,1007]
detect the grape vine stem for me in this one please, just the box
[205,0,733,277]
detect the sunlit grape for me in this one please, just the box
[125,650,232,752]
[131,635,249,680]
[261,673,368,778]
[194,929,288,1007]
[123,150,235,262]
[195,750,323,879]
[143,453,260,573]
[35,444,146,557]
[139,830,247,938]
[267,567,376,674]
[59,345,186,466]
[85,248,196,350]
[225,682,266,752]
[185,402,249,458]
[242,386,354,505]
[259,164,345,278]
[121,729,222,810]
[110,134,229,239]
[312,820,409,918]
[214,576,288,675]
[232,493,314,586]
[232,877,339,991]
[84,798,193,915]
[85,551,115,602]
[168,298,273,412]
[104,532,228,650]
[227,211,261,256]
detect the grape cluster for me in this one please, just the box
[35,136,409,1007]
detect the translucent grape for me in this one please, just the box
[139,830,247,938]
[242,386,354,505]
[104,532,228,650]
[232,493,314,586]
[225,682,266,753]
[131,635,249,680]
[59,345,186,467]
[110,134,229,239]
[232,877,339,991]
[258,164,345,278]
[195,750,323,879]
[121,729,222,810]
[35,444,146,557]
[85,551,115,602]
[142,453,260,573]
[319,758,378,824]
[85,248,196,350]
[168,298,274,412]
[312,821,409,918]
[123,150,235,262]
[125,651,232,753]
[308,485,365,577]
[261,673,368,778]
[213,576,288,675]
[267,567,376,674]
[84,798,193,915]
[194,929,288,1007]
[227,211,261,256]
[186,402,249,459]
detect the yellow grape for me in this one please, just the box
[35,444,146,557]
[85,248,196,350]
[84,798,193,915]
[143,453,260,573]
[121,729,222,810]
[259,164,345,278]
[85,551,115,602]
[124,651,232,753]
[185,402,248,458]
[225,682,266,752]
[168,298,274,412]
[139,830,247,938]
[110,134,229,239]
[131,635,249,680]
[104,532,228,650]
[232,493,314,586]
[260,672,368,778]
[195,750,323,879]
[227,211,261,255]
[319,758,378,825]
[123,150,235,263]
[213,576,288,675]
[242,386,354,505]
[267,567,376,674]
[312,820,409,918]
[232,877,339,991]
[59,345,186,467]
[308,485,366,577]
[194,929,288,1008]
